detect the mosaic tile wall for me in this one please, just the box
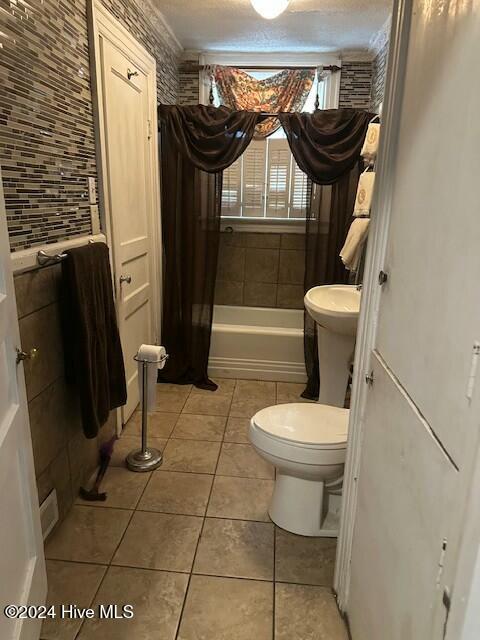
[371,41,389,112]
[339,61,374,110]
[178,54,201,105]
[0,0,181,252]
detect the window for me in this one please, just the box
[220,69,323,221]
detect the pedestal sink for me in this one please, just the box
[304,285,361,407]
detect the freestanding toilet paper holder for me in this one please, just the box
[126,351,169,472]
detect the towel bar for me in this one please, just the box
[36,250,68,266]
[36,239,97,266]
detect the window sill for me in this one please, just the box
[220,218,305,234]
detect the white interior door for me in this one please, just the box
[347,2,480,639]
[0,171,47,640]
[96,25,160,425]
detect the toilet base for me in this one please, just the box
[269,471,341,537]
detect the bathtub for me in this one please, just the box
[209,305,307,383]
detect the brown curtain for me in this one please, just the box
[279,109,373,399]
[214,67,315,138]
[157,105,261,389]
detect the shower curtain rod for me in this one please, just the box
[180,63,341,73]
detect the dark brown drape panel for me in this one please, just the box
[158,105,261,389]
[279,109,372,399]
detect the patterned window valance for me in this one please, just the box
[213,66,315,138]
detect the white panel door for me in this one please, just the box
[0,171,47,640]
[100,38,156,424]
[374,1,480,467]
[349,352,459,640]
[348,3,480,639]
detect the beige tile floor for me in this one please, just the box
[42,380,348,640]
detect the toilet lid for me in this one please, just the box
[252,403,349,447]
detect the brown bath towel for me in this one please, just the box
[62,242,127,438]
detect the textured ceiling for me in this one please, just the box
[155,0,392,52]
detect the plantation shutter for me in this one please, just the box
[289,161,309,218]
[242,140,266,217]
[266,139,292,218]
[221,157,242,216]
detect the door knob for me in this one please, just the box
[120,275,132,285]
[16,347,38,365]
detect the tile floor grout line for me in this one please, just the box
[174,385,238,640]
[73,438,171,639]
[173,383,228,640]
[134,508,272,524]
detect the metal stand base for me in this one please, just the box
[126,447,163,472]
[126,350,168,473]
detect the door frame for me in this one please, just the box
[334,0,412,608]
[87,0,162,345]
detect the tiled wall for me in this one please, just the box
[14,265,116,529]
[215,232,306,309]
[178,53,201,105]
[1,0,181,252]
[339,61,374,110]
[371,42,389,112]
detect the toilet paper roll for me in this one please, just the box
[137,344,167,411]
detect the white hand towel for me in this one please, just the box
[354,171,376,217]
[137,344,167,411]
[340,218,370,271]
[361,123,381,162]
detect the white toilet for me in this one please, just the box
[249,402,349,537]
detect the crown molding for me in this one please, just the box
[132,0,183,52]
[340,49,374,62]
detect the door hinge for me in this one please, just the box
[365,371,374,386]
[147,119,152,140]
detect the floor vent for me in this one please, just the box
[39,490,59,541]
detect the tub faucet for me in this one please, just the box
[356,284,363,292]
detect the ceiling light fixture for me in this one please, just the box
[250,0,291,20]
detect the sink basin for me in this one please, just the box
[304,285,361,337]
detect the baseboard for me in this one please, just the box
[208,356,307,383]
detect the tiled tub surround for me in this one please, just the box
[215,231,307,309]
[1,0,181,252]
[42,379,348,640]
[14,263,116,527]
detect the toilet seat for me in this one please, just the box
[251,403,349,449]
